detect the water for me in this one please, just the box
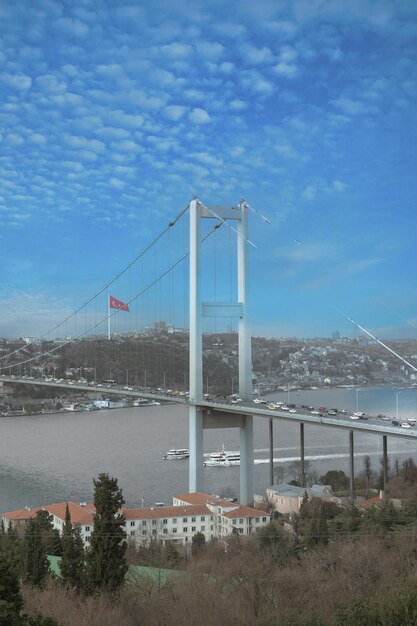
[1,386,417,512]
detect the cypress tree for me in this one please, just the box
[23,518,49,587]
[85,473,127,594]
[59,504,85,590]
[0,551,23,626]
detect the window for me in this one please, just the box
[85,537,90,543]
[163,529,168,534]
[172,518,177,524]
[183,517,188,522]
[172,528,177,534]
[200,516,205,521]
[183,527,188,533]
[239,528,243,534]
[191,516,196,522]
[152,520,157,526]
[192,526,196,532]
[163,519,168,524]
[262,517,267,522]
[130,531,135,537]
[142,530,146,535]
[239,518,244,524]
[255,517,260,523]
[232,519,237,525]
[142,520,147,526]
[211,525,213,531]
[130,521,135,527]
[85,526,90,532]
[201,525,205,531]
[152,529,157,535]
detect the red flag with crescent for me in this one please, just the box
[109,295,129,312]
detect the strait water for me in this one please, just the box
[1,386,417,513]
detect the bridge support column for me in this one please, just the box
[300,423,305,488]
[383,435,388,494]
[240,415,254,505]
[349,430,355,502]
[189,405,204,493]
[269,418,274,486]
[189,199,204,494]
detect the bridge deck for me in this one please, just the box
[2,376,416,441]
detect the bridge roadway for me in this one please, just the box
[2,375,417,441]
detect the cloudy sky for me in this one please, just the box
[1,0,416,339]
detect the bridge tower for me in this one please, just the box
[189,199,254,505]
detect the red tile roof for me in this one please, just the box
[174,492,235,507]
[123,505,210,520]
[2,507,41,521]
[358,495,382,507]
[223,505,268,519]
[44,502,96,525]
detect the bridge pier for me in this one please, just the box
[349,430,355,502]
[189,199,254,505]
[383,435,388,493]
[300,423,305,487]
[269,418,274,486]
[189,406,204,492]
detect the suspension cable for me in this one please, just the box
[1,221,223,372]
[0,204,190,361]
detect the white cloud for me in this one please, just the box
[109,177,125,188]
[274,62,298,77]
[55,17,89,37]
[36,74,67,94]
[219,62,234,74]
[241,70,275,95]
[189,108,211,124]
[65,135,105,153]
[230,99,248,110]
[2,73,32,90]
[161,42,193,59]
[196,41,224,59]
[302,185,317,200]
[164,105,187,121]
[241,44,273,65]
[333,180,347,192]
[28,133,47,145]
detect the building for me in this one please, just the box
[2,492,269,548]
[266,483,339,515]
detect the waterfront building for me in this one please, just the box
[266,483,339,514]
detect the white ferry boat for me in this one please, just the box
[204,446,240,467]
[163,448,190,460]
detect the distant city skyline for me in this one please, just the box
[1,0,416,340]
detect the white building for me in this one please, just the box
[2,492,269,547]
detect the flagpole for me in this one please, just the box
[108,294,111,341]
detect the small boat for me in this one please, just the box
[204,445,240,467]
[163,448,189,460]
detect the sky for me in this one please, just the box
[0,0,417,340]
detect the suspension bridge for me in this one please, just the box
[0,199,415,504]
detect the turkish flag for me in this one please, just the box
[109,295,129,312]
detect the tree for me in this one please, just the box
[59,504,85,590]
[0,551,23,626]
[191,531,206,556]
[23,518,50,587]
[0,552,59,626]
[319,470,350,492]
[258,522,295,565]
[85,473,127,595]
[363,455,372,494]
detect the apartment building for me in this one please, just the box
[2,492,269,547]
